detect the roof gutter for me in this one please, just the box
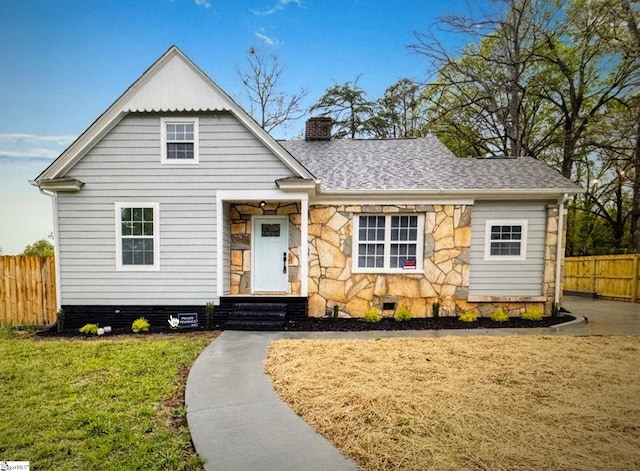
[34,187,62,311]
[316,187,584,199]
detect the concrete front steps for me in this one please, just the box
[224,303,287,331]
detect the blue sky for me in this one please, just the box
[0,0,484,254]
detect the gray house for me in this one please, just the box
[33,46,581,329]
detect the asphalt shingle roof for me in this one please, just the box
[280,135,580,193]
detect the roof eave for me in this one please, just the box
[230,110,315,179]
[32,177,85,192]
[276,177,318,192]
[316,187,584,199]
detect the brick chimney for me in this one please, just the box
[305,117,332,141]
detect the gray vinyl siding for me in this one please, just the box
[57,112,295,305]
[469,201,548,296]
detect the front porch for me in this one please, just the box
[214,190,311,327]
[227,200,305,296]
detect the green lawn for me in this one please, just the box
[0,329,216,470]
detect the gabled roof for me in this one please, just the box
[34,46,314,184]
[281,136,582,197]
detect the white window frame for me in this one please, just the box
[115,202,160,271]
[160,117,199,164]
[352,214,424,273]
[484,219,528,261]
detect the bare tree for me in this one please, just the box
[237,47,308,133]
[411,0,557,158]
[412,0,640,254]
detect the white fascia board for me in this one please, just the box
[216,189,309,202]
[35,111,128,183]
[228,110,315,180]
[313,187,583,203]
[35,46,314,183]
[33,49,184,183]
[468,188,585,199]
[276,178,318,192]
[312,194,474,206]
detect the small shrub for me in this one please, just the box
[364,307,382,323]
[490,307,509,323]
[171,406,188,420]
[206,301,214,329]
[459,311,477,323]
[132,317,150,333]
[56,308,66,334]
[79,323,99,335]
[432,301,440,319]
[394,306,412,322]
[522,309,543,321]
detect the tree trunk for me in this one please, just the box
[561,126,576,179]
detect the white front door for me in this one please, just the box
[253,217,289,292]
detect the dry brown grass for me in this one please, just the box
[265,336,640,471]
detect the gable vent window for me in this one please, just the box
[161,117,199,164]
[484,220,528,261]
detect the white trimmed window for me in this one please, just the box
[353,214,424,272]
[161,117,199,164]
[484,220,528,261]
[115,203,160,271]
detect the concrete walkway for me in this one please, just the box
[185,296,640,471]
[186,330,359,471]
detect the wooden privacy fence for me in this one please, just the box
[564,254,640,302]
[0,256,57,326]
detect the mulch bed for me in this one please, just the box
[283,313,575,331]
[36,312,576,337]
[35,326,221,338]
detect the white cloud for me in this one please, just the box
[0,133,76,159]
[255,32,277,46]
[251,0,302,15]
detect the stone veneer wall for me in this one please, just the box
[227,201,561,317]
[542,204,562,312]
[229,202,301,295]
[307,204,475,318]
[308,203,559,318]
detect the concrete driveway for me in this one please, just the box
[560,295,640,335]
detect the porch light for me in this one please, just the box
[259,201,267,208]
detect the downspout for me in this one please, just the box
[38,187,62,311]
[554,193,569,307]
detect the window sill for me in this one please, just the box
[160,160,199,165]
[468,295,546,302]
[352,268,424,275]
[483,256,527,262]
[116,265,160,272]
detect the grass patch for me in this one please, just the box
[266,336,640,471]
[0,332,217,470]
